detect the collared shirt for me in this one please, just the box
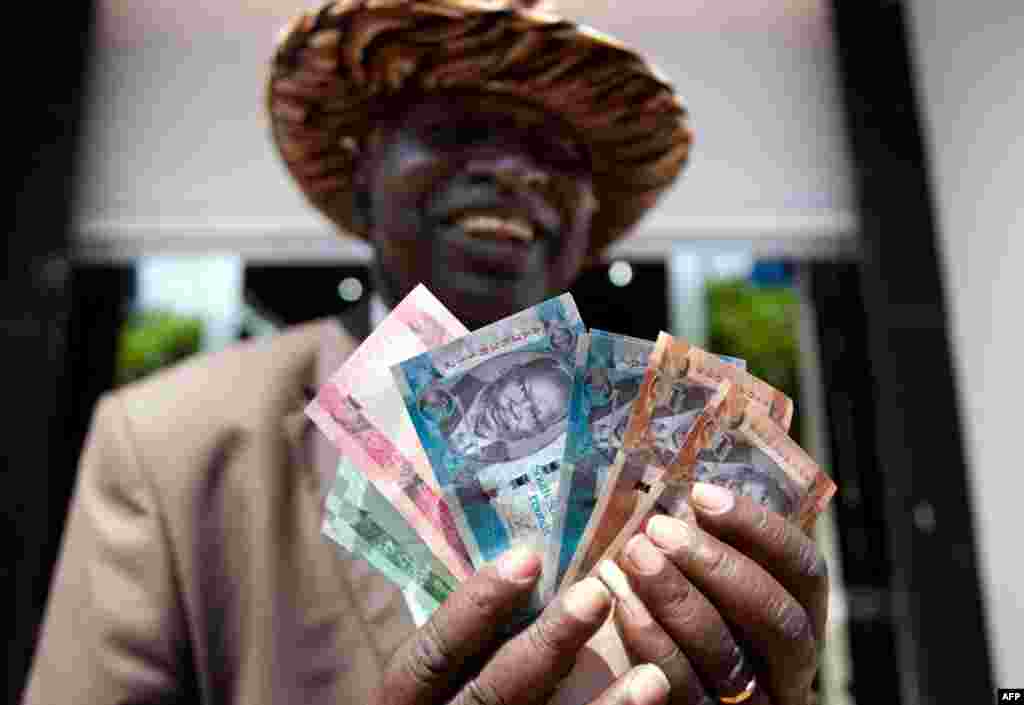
[369,293,390,330]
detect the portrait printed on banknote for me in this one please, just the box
[688,386,834,530]
[322,387,370,435]
[393,294,583,571]
[645,380,718,467]
[416,352,574,468]
[695,438,800,516]
[416,350,574,552]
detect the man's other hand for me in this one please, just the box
[604,483,829,705]
[375,547,672,705]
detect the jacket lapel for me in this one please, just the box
[282,318,362,503]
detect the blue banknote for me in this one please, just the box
[391,294,584,606]
[543,330,652,600]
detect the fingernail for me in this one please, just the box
[497,546,541,584]
[624,534,664,575]
[597,560,633,600]
[691,482,734,515]
[645,515,695,553]
[628,664,671,705]
[563,577,612,623]
[598,560,653,625]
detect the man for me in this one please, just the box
[23,2,829,704]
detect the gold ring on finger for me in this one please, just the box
[718,677,757,704]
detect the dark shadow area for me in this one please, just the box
[828,0,993,701]
[244,261,670,338]
[6,2,97,700]
[810,262,901,704]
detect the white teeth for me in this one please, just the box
[456,214,535,242]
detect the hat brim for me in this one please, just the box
[268,0,693,259]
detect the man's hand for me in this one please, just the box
[376,547,673,705]
[601,483,829,705]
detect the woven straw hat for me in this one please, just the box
[268,0,693,258]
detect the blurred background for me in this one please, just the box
[7,0,1021,702]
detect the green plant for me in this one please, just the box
[116,309,204,385]
[706,278,802,442]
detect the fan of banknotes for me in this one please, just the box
[308,285,836,625]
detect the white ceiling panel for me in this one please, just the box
[75,0,856,260]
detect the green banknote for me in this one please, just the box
[323,457,457,625]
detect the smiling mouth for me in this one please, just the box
[455,214,535,243]
[427,177,562,252]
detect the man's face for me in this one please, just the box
[358,93,597,327]
[474,362,572,442]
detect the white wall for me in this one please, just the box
[74,0,854,260]
[905,0,1024,684]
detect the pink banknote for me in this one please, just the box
[306,285,474,580]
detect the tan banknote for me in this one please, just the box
[558,376,730,590]
[577,368,836,584]
[592,381,735,567]
[560,332,796,590]
[306,284,474,581]
[691,386,836,531]
[652,331,794,432]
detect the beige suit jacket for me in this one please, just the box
[23,320,417,705]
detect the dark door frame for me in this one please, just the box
[7,4,97,701]
[826,1,994,701]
